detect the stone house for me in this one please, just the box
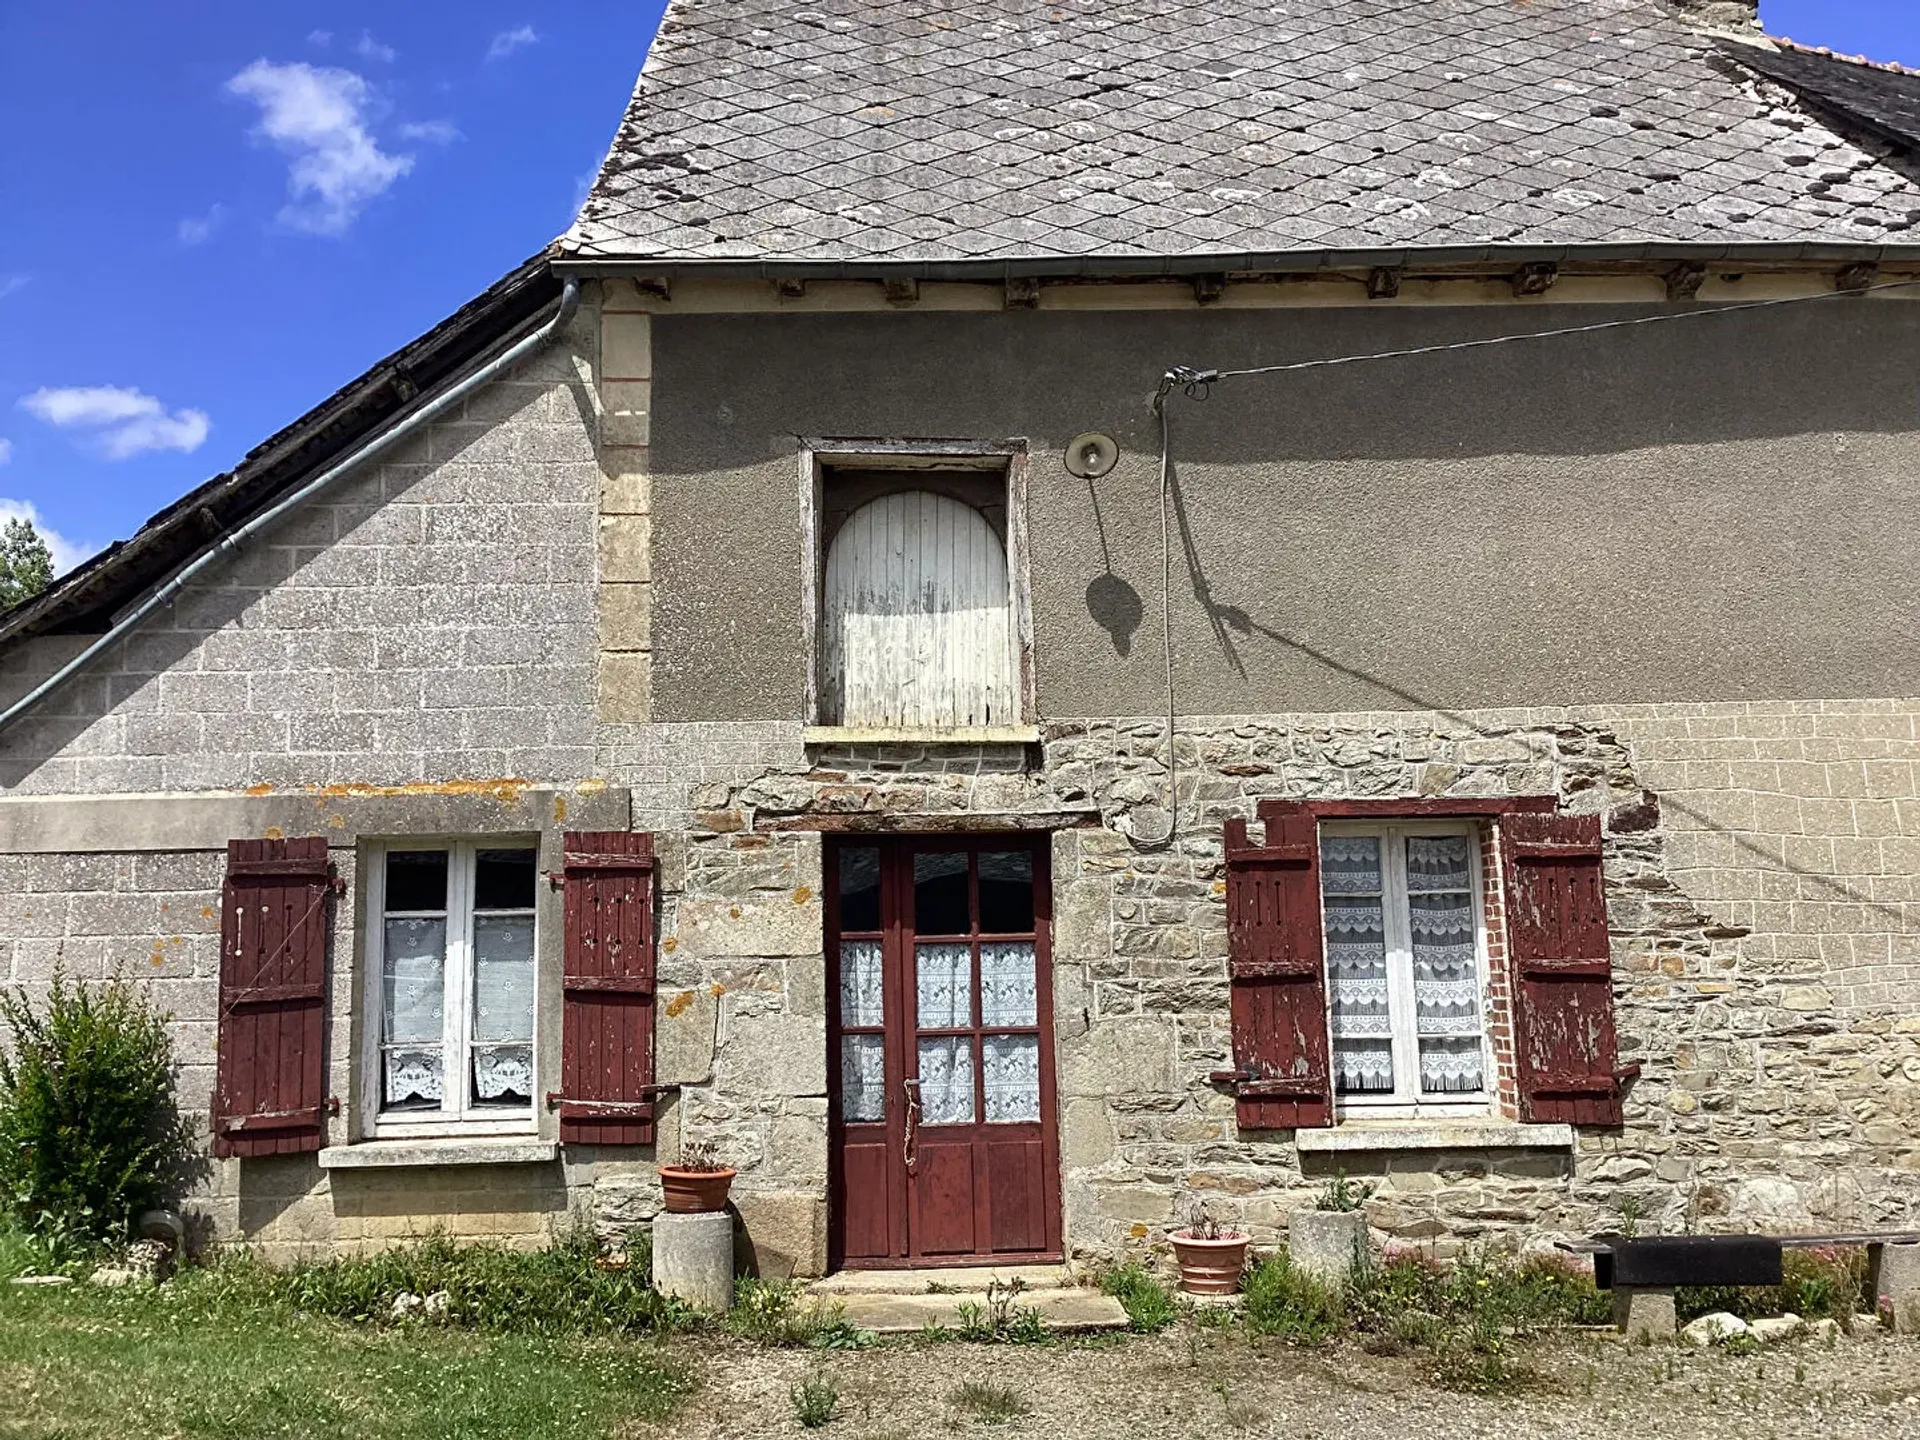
[1,0,1917,1277]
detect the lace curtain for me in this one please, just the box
[982,1034,1040,1122]
[1321,837,1394,1093]
[916,943,971,1027]
[917,1037,974,1124]
[980,942,1037,1026]
[383,917,445,1106]
[840,940,884,1027]
[471,914,534,1105]
[1406,835,1484,1094]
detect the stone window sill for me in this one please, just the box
[804,725,1040,746]
[317,1138,559,1170]
[1297,1122,1574,1154]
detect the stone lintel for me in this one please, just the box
[759,808,1103,833]
[1296,1122,1575,1153]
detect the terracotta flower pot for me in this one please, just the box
[658,1166,737,1214]
[1169,1229,1250,1295]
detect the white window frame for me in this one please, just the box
[1320,819,1496,1122]
[797,439,1036,738]
[362,838,540,1138]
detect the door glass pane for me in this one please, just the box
[982,1033,1041,1122]
[913,851,970,935]
[839,847,881,932]
[840,1034,886,1123]
[382,916,445,1109]
[471,914,535,1107]
[915,943,971,1028]
[979,942,1038,1026]
[978,850,1034,933]
[1405,835,1484,1093]
[917,1036,975,1124]
[839,939,885,1027]
[1320,835,1393,1095]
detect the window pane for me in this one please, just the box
[472,1046,534,1105]
[980,942,1037,1026]
[978,850,1034,933]
[915,943,971,1028]
[982,1033,1040,1122]
[472,915,535,1043]
[839,939,884,1028]
[386,850,448,911]
[917,1036,975,1124]
[382,902,445,1110]
[838,847,881,931]
[1406,835,1483,1094]
[473,848,537,909]
[913,851,970,935]
[840,1034,886,1123]
[1320,836,1393,1095]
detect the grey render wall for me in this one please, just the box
[0,302,604,798]
[645,302,1920,724]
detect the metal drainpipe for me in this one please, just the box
[0,277,580,738]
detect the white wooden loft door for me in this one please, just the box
[821,491,1015,729]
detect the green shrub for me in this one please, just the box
[953,1277,1050,1344]
[948,1380,1029,1424]
[0,970,198,1257]
[1098,1260,1178,1333]
[1242,1251,1343,1344]
[727,1276,872,1348]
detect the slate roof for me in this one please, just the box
[1725,41,1920,156]
[561,0,1920,271]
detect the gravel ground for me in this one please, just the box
[649,1327,1920,1439]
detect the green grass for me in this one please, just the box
[0,1279,692,1440]
[1098,1261,1178,1333]
[947,1380,1030,1424]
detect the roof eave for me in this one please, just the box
[551,238,1920,282]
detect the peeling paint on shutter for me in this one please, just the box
[1498,812,1629,1125]
[214,837,334,1158]
[1221,800,1334,1129]
[822,490,1014,728]
[557,831,657,1146]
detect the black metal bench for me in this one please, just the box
[1559,1232,1920,1338]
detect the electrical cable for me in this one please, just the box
[1138,275,1920,843]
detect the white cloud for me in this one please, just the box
[0,439,11,465]
[19,386,211,461]
[0,275,28,301]
[307,29,332,47]
[226,60,414,236]
[398,119,460,145]
[355,30,397,63]
[177,203,226,246]
[0,498,94,575]
[487,25,539,61]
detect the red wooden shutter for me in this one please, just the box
[1220,800,1333,1129]
[1498,813,1629,1125]
[213,837,334,1158]
[557,831,657,1145]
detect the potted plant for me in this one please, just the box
[1168,1201,1250,1295]
[1289,1169,1374,1285]
[658,1138,737,1213]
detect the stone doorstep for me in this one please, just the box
[810,1287,1128,1336]
[808,1263,1080,1296]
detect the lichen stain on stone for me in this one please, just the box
[662,936,678,952]
[552,795,569,825]
[575,778,607,795]
[792,886,813,906]
[664,990,695,1018]
[728,905,742,919]
[709,983,726,998]
[307,778,534,804]
[244,783,273,797]
[264,825,286,840]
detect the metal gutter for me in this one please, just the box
[0,278,581,738]
[551,239,1920,283]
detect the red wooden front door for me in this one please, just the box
[827,837,1062,1269]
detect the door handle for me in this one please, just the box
[902,1077,921,1175]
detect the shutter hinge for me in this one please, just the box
[329,874,346,896]
[546,1084,679,1111]
[1208,1067,1258,1089]
[327,1096,341,1116]
[1613,1062,1642,1086]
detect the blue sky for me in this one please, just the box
[0,2,1915,567]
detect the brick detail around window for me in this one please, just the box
[597,280,653,723]
[1478,822,1521,1121]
